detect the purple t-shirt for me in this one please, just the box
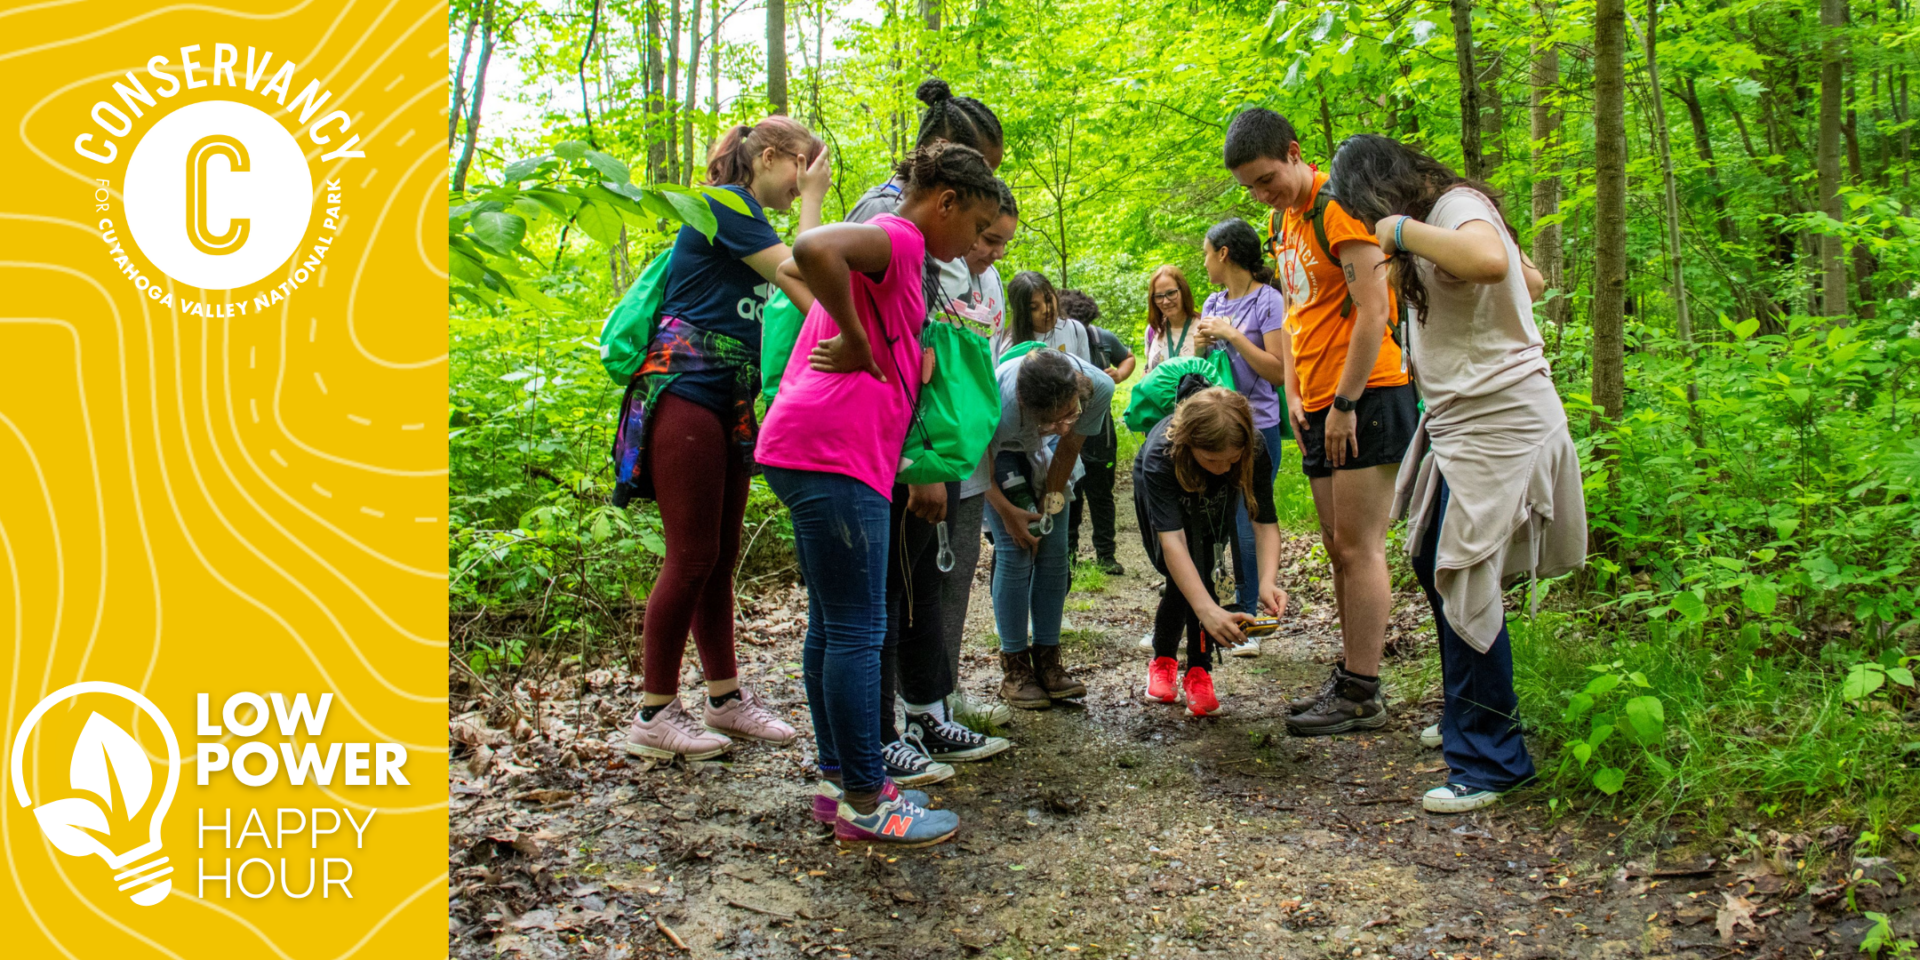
[1202,284,1288,429]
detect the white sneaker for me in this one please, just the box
[1226,637,1261,658]
[1137,631,1155,651]
[1422,783,1499,814]
[948,690,1013,728]
[1420,723,1442,748]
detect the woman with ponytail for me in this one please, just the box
[1191,218,1289,647]
[619,115,831,763]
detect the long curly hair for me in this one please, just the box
[1166,387,1259,512]
[1326,133,1518,324]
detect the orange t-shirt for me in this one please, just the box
[1268,169,1408,413]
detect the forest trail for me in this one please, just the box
[449,476,1891,960]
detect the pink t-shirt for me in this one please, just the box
[757,214,928,498]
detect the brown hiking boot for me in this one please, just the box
[1031,644,1087,700]
[999,651,1052,710]
[1286,670,1389,737]
[1289,662,1344,715]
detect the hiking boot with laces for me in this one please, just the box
[882,735,955,786]
[834,793,960,848]
[1030,644,1086,700]
[1286,670,1388,737]
[701,689,797,745]
[998,650,1051,711]
[812,778,930,823]
[1183,666,1221,717]
[1289,662,1345,715]
[905,711,1010,762]
[623,699,732,761]
[1144,657,1178,703]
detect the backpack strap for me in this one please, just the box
[1307,188,1356,321]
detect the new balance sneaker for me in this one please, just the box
[1423,782,1500,814]
[701,689,797,745]
[1227,637,1261,658]
[1420,723,1443,748]
[1286,670,1388,737]
[623,699,732,761]
[905,711,1010,762]
[812,778,930,823]
[947,690,1013,729]
[882,736,955,786]
[834,794,960,848]
[1144,657,1179,703]
[1183,666,1221,717]
[1288,662,1344,715]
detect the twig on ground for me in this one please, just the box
[726,897,797,921]
[656,919,688,951]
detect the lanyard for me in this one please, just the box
[1166,317,1192,359]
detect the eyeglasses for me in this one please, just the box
[1152,291,1181,302]
[1042,400,1083,432]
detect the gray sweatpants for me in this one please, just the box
[935,492,988,691]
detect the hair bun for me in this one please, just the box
[916,78,953,107]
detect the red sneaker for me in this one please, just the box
[1145,657,1178,703]
[1183,666,1220,717]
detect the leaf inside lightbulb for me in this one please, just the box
[70,712,153,819]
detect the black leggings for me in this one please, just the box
[1151,560,1217,671]
[881,482,956,740]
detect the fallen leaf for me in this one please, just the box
[1717,893,1758,942]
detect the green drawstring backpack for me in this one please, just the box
[757,289,806,404]
[1122,352,1235,434]
[596,250,674,385]
[896,321,1002,485]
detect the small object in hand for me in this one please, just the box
[1241,617,1283,638]
[935,521,956,573]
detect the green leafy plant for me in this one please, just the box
[1557,660,1673,796]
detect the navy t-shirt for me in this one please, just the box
[655,185,783,411]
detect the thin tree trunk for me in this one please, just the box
[452,0,496,193]
[683,0,704,185]
[1843,107,1878,314]
[1677,77,1735,243]
[646,4,667,182]
[921,0,940,29]
[1816,0,1847,319]
[1318,80,1336,158]
[578,0,605,146]
[1591,0,1628,428]
[1637,0,1694,405]
[768,0,789,114]
[1480,50,1504,177]
[669,0,683,183]
[1451,0,1483,178]
[1529,0,1564,332]
[450,7,478,146]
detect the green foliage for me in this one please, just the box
[1556,659,1672,797]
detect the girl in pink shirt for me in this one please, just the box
[757,143,1004,848]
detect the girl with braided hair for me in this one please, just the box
[757,141,1006,848]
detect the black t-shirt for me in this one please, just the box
[1133,416,1277,541]
[656,185,782,410]
[1079,324,1136,463]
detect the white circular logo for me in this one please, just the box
[122,100,313,290]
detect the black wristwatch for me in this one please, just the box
[1332,393,1359,413]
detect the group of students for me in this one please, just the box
[610,82,1586,849]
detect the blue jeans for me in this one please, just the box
[984,469,1071,653]
[763,466,891,794]
[1411,476,1537,792]
[1228,425,1286,612]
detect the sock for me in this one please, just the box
[708,689,742,709]
[639,701,670,722]
[818,764,842,787]
[906,700,946,724]
[1342,668,1379,683]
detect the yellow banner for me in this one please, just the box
[0,2,448,956]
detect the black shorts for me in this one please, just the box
[1297,383,1419,479]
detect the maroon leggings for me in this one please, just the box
[640,392,750,696]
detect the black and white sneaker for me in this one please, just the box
[882,735,955,787]
[1422,782,1500,814]
[906,711,1011,762]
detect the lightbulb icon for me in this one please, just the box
[9,681,181,906]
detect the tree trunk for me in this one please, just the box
[452,0,496,194]
[1529,0,1564,332]
[645,3,666,182]
[1591,0,1628,427]
[920,0,940,30]
[578,0,605,146]
[1677,77,1735,243]
[768,0,789,114]
[1638,0,1693,407]
[1816,0,1847,319]
[1842,106,1878,314]
[1450,0,1483,178]
[1480,50,1504,177]
[450,6,478,146]
[668,0,682,184]
[1318,81,1336,158]
[684,0,704,186]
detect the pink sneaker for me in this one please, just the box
[623,699,731,761]
[810,779,931,823]
[701,689,797,745]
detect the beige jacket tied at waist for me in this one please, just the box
[1391,371,1587,653]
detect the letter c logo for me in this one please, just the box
[186,134,250,255]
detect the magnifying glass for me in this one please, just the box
[936,521,955,573]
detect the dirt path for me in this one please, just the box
[450,479,1905,960]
